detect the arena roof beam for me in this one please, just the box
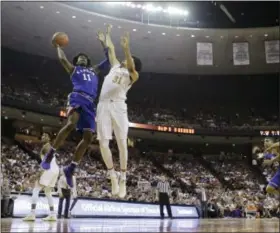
[219,4,236,23]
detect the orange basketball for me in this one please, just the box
[52,32,69,47]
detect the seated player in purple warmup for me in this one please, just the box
[262,138,280,195]
[41,31,110,187]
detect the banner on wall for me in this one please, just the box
[233,42,250,65]
[196,42,213,66]
[265,40,280,64]
[13,194,199,218]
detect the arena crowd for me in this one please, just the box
[1,48,279,219]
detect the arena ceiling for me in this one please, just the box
[2,2,280,75]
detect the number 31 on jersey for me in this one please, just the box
[112,76,122,84]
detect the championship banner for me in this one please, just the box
[196,42,213,66]
[265,40,280,64]
[233,42,250,65]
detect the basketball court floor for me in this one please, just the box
[1,218,279,232]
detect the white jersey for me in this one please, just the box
[99,64,131,102]
[39,153,59,187]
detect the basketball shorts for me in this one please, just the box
[39,159,59,187]
[96,100,129,140]
[67,92,96,133]
[268,168,280,189]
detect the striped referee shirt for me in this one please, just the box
[157,181,170,193]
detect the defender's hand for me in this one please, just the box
[97,30,105,42]
[121,32,130,48]
[106,24,113,34]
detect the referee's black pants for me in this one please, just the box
[201,201,208,218]
[159,192,173,218]
[58,188,71,218]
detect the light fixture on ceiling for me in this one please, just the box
[249,35,253,37]
[235,36,239,38]
[40,6,44,9]
[88,20,92,22]
[220,36,224,39]
[72,16,76,19]
[132,29,137,32]
[107,2,188,16]
[264,34,268,37]
[148,31,151,34]
[176,34,180,37]
[162,32,166,35]
[56,11,60,14]
[118,26,122,28]
[191,35,195,38]
[205,36,210,38]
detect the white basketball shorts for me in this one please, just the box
[39,159,59,187]
[96,100,129,140]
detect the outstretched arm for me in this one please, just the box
[105,24,120,66]
[121,32,139,83]
[52,36,74,74]
[265,142,279,152]
[93,31,111,73]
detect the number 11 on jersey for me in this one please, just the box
[83,73,91,81]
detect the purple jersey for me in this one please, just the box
[71,66,98,98]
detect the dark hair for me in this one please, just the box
[72,53,91,67]
[132,56,142,72]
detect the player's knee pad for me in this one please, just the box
[266,185,277,194]
[31,187,41,204]
[99,139,110,149]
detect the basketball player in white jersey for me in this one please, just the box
[23,133,60,221]
[96,24,142,198]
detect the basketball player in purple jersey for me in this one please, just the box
[262,138,280,195]
[41,32,110,187]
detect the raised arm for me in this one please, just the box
[105,24,120,66]
[93,31,111,73]
[56,47,74,74]
[52,36,74,74]
[265,142,279,152]
[121,32,139,83]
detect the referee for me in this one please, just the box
[156,176,173,219]
[57,171,77,218]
